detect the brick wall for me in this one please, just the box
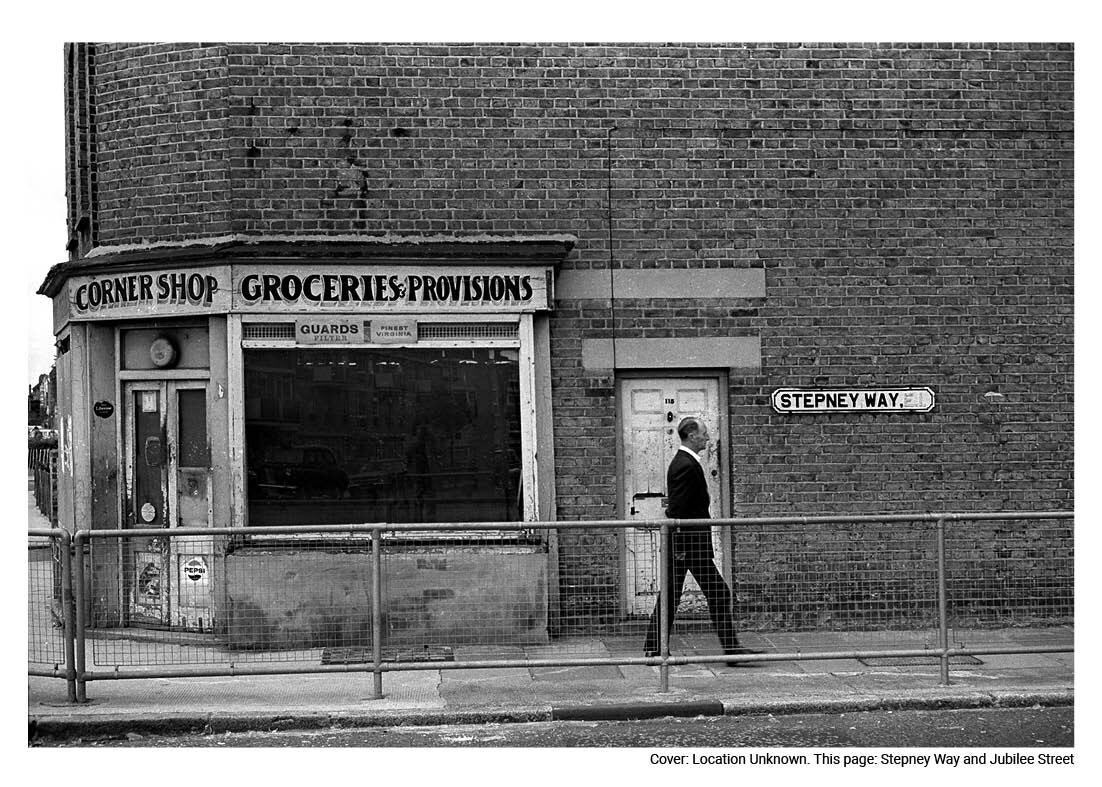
[88,43,235,243]
[64,43,95,255]
[70,43,1074,627]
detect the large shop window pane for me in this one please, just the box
[244,348,522,526]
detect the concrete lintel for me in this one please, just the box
[581,336,761,371]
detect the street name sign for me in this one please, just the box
[772,387,935,414]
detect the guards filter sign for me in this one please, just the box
[772,387,935,413]
[295,317,362,344]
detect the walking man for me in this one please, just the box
[643,417,759,664]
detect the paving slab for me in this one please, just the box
[530,664,624,681]
[441,667,532,683]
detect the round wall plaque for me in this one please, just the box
[93,400,114,418]
[140,503,157,523]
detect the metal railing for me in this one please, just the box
[29,448,58,526]
[28,511,1072,703]
[28,529,76,702]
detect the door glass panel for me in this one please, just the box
[244,348,522,526]
[132,389,163,526]
[175,387,209,528]
[177,389,208,467]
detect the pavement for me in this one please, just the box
[28,631,1073,741]
[27,483,1074,742]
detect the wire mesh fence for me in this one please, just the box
[84,527,556,667]
[731,518,942,654]
[84,532,374,668]
[65,514,1072,675]
[28,535,67,668]
[945,515,1074,653]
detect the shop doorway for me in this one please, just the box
[618,376,728,616]
[121,380,214,630]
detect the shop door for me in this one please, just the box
[123,381,214,630]
[620,377,725,616]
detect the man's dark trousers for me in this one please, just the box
[642,525,739,655]
[643,446,739,655]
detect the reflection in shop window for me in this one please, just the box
[243,348,522,526]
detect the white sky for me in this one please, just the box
[4,0,1097,779]
[17,43,63,387]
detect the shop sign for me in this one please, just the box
[771,387,935,414]
[68,266,231,321]
[371,319,417,343]
[234,265,551,313]
[295,317,363,344]
[181,557,208,583]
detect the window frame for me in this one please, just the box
[229,312,539,539]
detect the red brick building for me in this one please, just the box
[41,43,1073,643]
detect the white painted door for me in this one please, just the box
[620,377,724,616]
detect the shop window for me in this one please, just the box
[243,348,522,527]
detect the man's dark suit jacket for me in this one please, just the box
[665,448,710,521]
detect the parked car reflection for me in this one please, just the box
[247,445,349,500]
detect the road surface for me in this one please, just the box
[36,705,1073,748]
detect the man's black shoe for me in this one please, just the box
[643,651,659,659]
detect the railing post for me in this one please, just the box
[73,531,88,702]
[371,527,384,700]
[658,522,670,693]
[58,530,77,703]
[936,516,950,686]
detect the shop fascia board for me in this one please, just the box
[37,234,578,298]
